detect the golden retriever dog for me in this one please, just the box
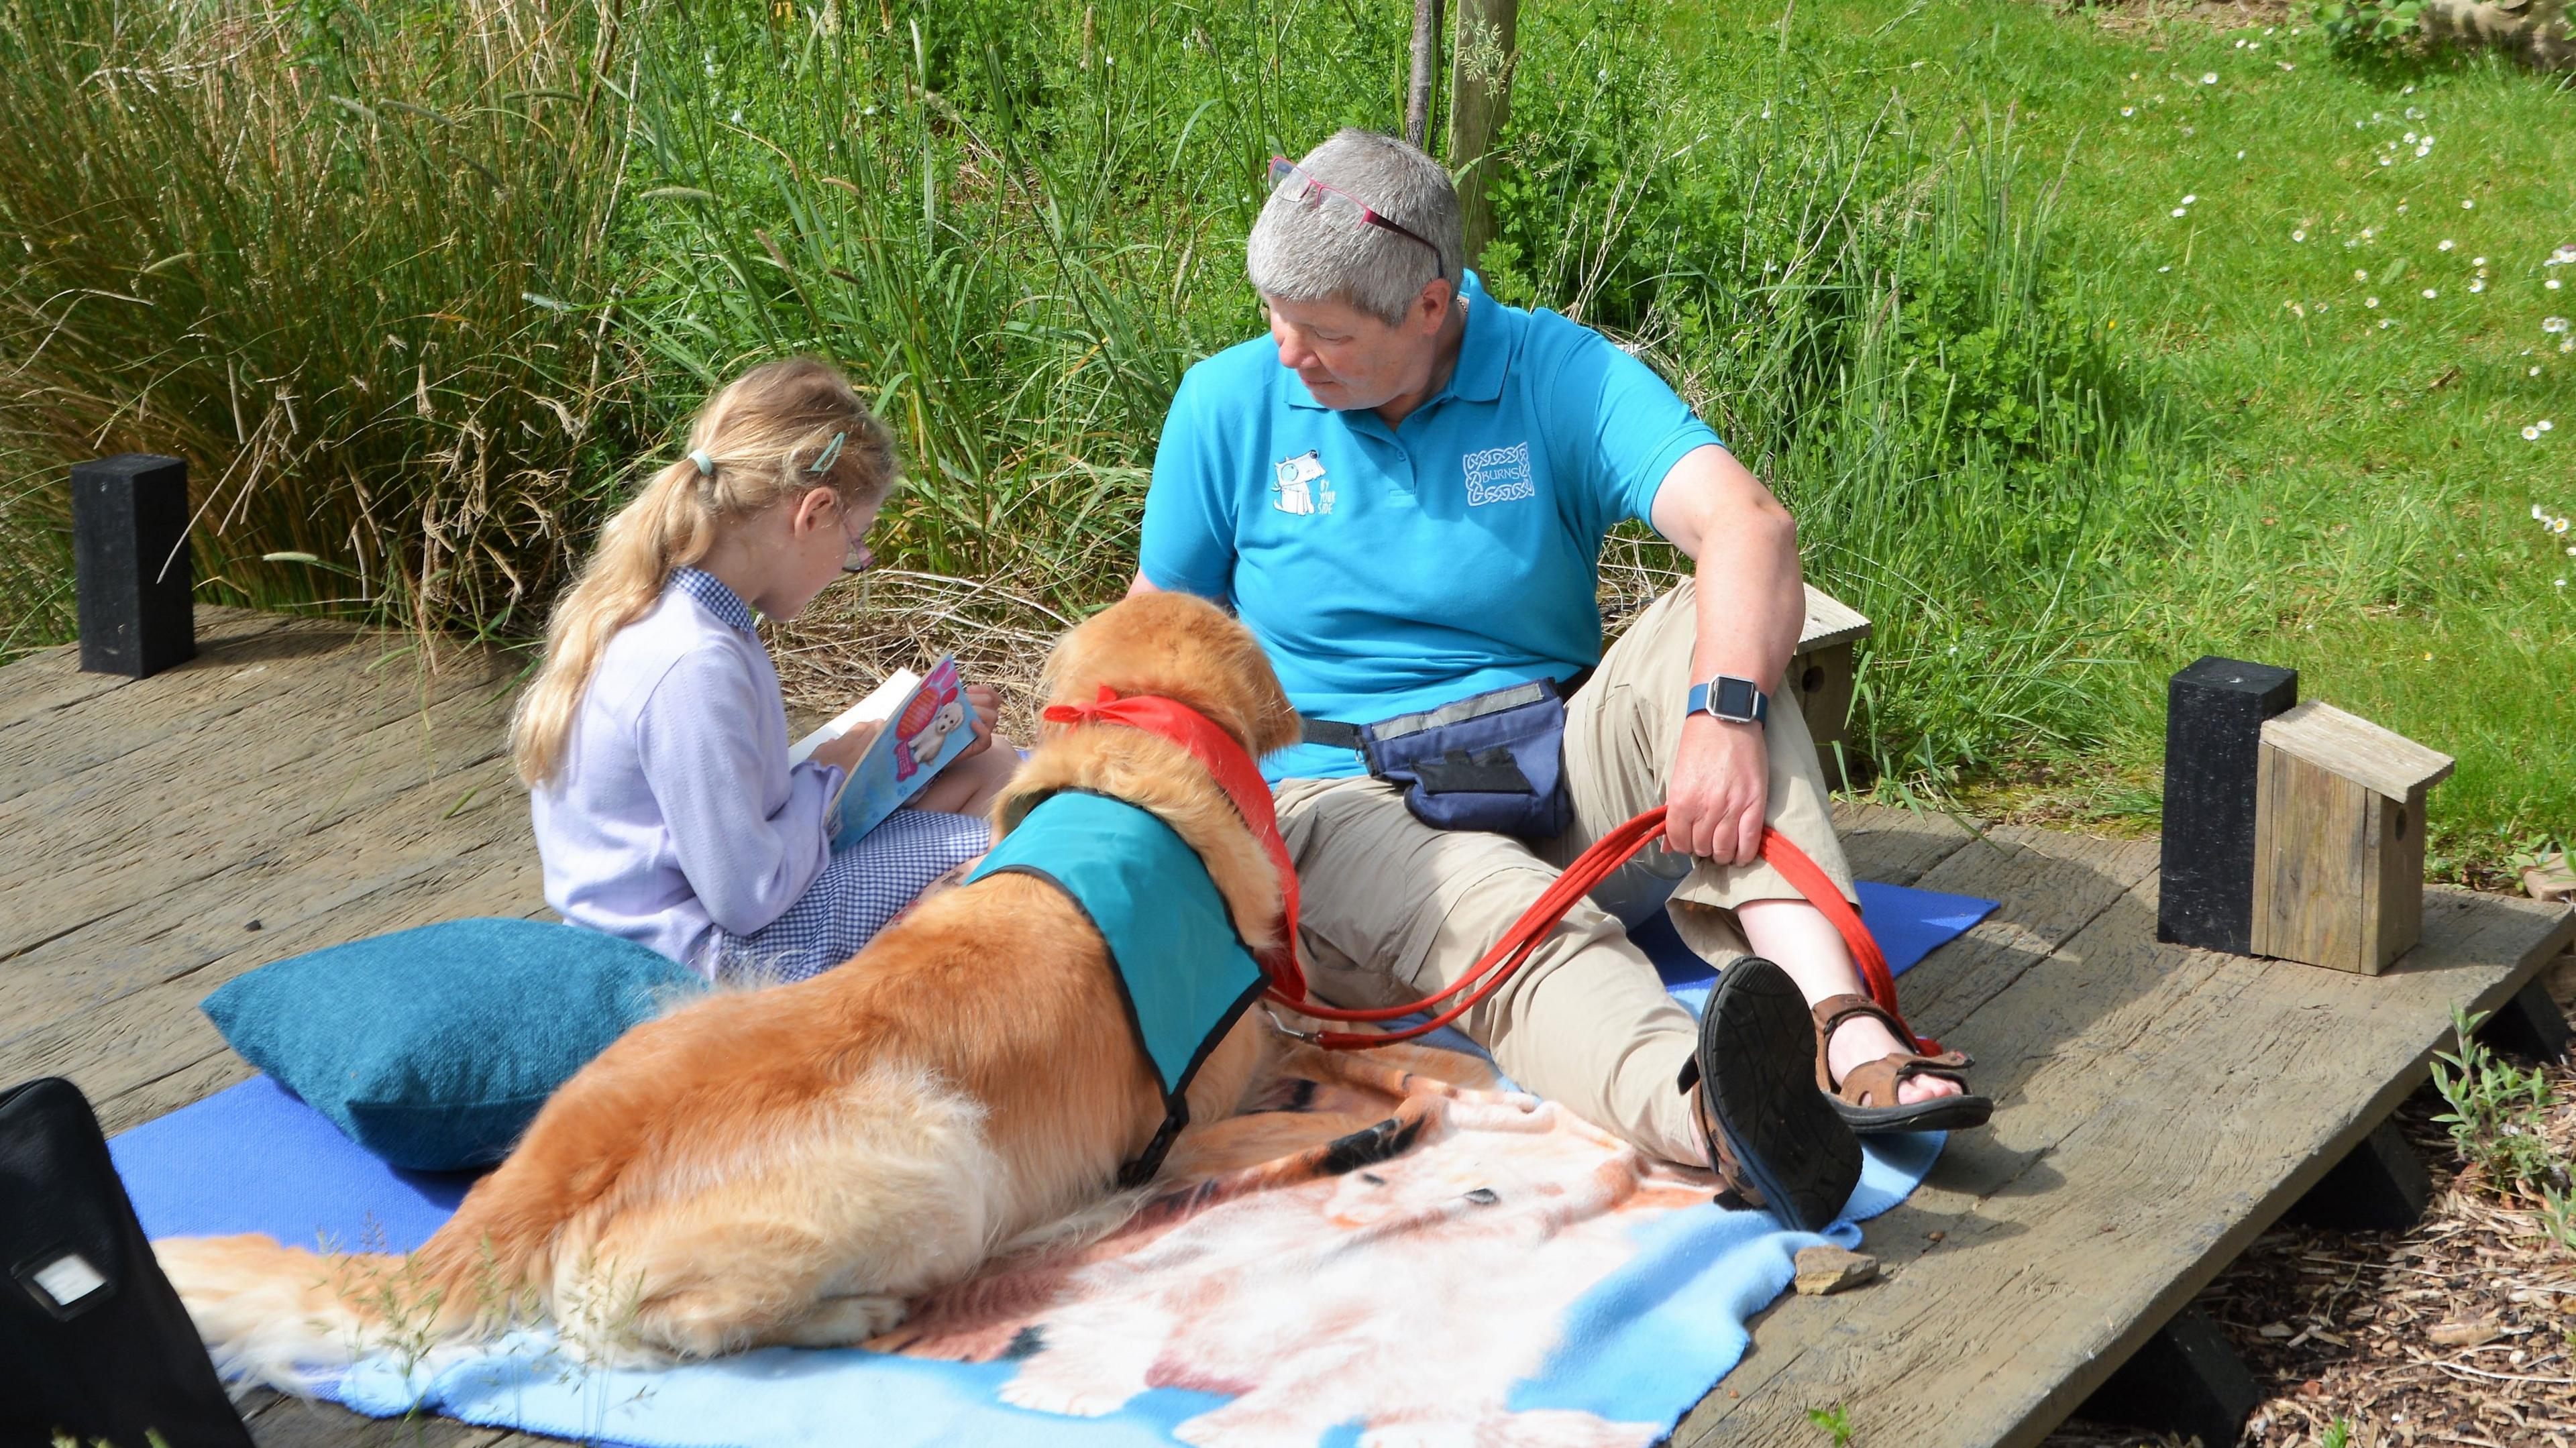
[154,591,1301,1387]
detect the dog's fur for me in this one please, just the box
[154,592,1303,1388]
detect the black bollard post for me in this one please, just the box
[71,453,195,679]
[2157,656,2298,954]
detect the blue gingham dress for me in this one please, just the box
[665,570,991,986]
[711,805,991,985]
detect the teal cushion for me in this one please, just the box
[201,919,706,1171]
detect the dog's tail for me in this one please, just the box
[152,1233,528,1394]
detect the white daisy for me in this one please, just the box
[2439,239,2455,251]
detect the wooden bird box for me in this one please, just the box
[1792,586,1870,787]
[2251,702,2455,974]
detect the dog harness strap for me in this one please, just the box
[1040,688,1306,997]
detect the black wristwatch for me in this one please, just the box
[1686,675,1770,725]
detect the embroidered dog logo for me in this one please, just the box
[1462,441,1536,506]
[1272,450,1332,516]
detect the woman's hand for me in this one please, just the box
[807,719,883,775]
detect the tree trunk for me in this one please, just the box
[2420,0,2573,68]
[1407,0,1442,150]
[1448,0,1517,270]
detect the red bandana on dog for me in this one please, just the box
[1040,687,1305,998]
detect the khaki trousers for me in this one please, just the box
[1274,583,1854,1167]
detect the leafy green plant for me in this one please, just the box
[2430,1004,2570,1201]
[1806,1403,1856,1447]
[2313,0,2426,55]
[2321,1417,2354,1448]
[2504,834,2566,875]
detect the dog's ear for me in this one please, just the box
[1040,593,1299,758]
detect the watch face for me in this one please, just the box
[1714,676,1759,720]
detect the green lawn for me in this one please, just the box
[1660,0,2573,876]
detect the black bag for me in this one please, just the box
[1303,677,1580,839]
[0,1077,254,1448]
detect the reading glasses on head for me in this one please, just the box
[1266,157,1444,280]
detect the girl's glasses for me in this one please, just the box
[834,497,875,575]
[1267,157,1444,280]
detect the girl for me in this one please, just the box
[511,357,1020,983]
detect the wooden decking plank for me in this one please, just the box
[97,1048,259,1137]
[1678,875,2571,1448]
[0,665,513,958]
[0,609,302,738]
[0,754,525,1040]
[1832,801,1978,887]
[0,612,369,800]
[0,636,506,852]
[1886,826,2161,1044]
[0,842,542,1107]
[245,1388,508,1448]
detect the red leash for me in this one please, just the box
[1039,690,1927,1055]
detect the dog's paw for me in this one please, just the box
[778,1293,908,1347]
[997,1370,1140,1418]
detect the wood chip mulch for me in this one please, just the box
[2049,952,2576,1448]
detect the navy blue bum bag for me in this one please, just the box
[1301,675,1585,838]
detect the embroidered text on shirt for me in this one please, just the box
[1462,442,1537,506]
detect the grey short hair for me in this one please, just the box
[1247,129,1463,327]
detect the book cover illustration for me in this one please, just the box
[789,656,980,846]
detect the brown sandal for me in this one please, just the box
[1812,994,1992,1134]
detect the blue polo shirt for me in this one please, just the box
[1140,272,1723,781]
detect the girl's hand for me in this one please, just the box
[951,683,1001,760]
[808,719,883,775]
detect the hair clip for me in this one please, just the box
[688,448,716,478]
[807,431,846,476]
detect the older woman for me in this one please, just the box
[1129,129,1987,1232]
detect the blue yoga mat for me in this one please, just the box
[1640,879,1997,1017]
[112,879,1998,1447]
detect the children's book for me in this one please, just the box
[788,656,980,846]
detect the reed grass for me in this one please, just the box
[32,0,2483,850]
[0,0,647,649]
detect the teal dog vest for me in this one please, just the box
[965,790,1269,1184]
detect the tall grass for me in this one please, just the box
[1477,1,2170,780]
[0,0,646,645]
[0,0,2165,793]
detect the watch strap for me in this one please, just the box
[1686,677,1770,724]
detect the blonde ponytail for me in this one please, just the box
[510,357,899,786]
